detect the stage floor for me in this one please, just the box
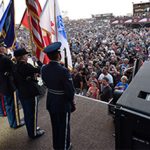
[0,94,115,150]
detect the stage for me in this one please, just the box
[0,94,115,150]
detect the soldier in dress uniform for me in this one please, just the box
[41,42,76,150]
[0,42,24,128]
[13,48,45,139]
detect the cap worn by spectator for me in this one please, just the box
[44,42,62,55]
[103,77,109,82]
[91,72,97,77]
[121,75,128,82]
[14,48,30,57]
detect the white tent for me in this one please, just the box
[124,19,132,24]
[111,20,119,24]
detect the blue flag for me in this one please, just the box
[0,0,15,48]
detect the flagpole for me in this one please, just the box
[12,0,16,50]
[1,0,4,9]
[54,0,58,42]
[26,9,36,59]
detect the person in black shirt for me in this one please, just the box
[100,77,112,102]
[72,68,83,94]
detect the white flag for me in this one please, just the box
[40,0,53,34]
[40,0,73,69]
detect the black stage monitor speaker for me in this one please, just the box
[115,61,150,150]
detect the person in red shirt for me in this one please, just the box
[86,80,100,99]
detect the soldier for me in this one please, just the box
[13,48,45,139]
[41,42,76,150]
[0,42,24,128]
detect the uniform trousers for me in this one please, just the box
[4,94,17,128]
[49,111,71,150]
[20,96,38,138]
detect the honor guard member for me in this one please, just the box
[42,42,76,150]
[14,48,45,139]
[0,42,24,128]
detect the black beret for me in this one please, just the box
[14,48,29,57]
[44,42,61,54]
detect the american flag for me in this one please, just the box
[26,0,50,64]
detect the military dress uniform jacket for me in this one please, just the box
[15,61,41,99]
[41,61,75,113]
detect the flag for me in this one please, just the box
[0,0,4,20]
[40,0,73,69]
[39,0,53,34]
[26,0,50,64]
[19,8,51,46]
[0,0,15,48]
[0,0,11,32]
[19,8,30,30]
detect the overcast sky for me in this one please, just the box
[2,0,150,24]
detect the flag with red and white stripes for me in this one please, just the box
[26,0,50,64]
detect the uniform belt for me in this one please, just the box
[48,89,65,95]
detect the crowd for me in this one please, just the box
[65,18,150,101]
[15,26,32,50]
